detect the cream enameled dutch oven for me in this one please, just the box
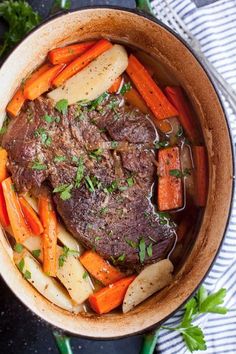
[0,3,234,338]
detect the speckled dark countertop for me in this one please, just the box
[0,1,144,353]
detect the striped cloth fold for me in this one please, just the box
[150,1,236,353]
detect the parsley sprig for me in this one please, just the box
[154,286,228,353]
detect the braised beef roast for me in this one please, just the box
[2,95,176,268]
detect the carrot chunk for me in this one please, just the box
[164,86,198,143]
[48,41,97,64]
[192,146,208,207]
[0,184,10,228]
[0,148,8,183]
[52,39,112,87]
[19,197,44,236]
[126,55,178,120]
[80,250,125,285]
[89,276,136,314]
[6,63,52,117]
[108,76,122,93]
[124,87,149,114]
[2,177,31,242]
[6,88,25,118]
[24,64,64,100]
[38,195,58,276]
[158,147,183,211]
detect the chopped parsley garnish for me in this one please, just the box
[125,239,138,249]
[100,207,108,215]
[58,246,79,267]
[55,99,68,115]
[154,140,169,149]
[32,249,41,258]
[17,258,25,272]
[53,183,73,201]
[85,175,95,192]
[120,82,132,95]
[104,180,118,194]
[117,253,126,262]
[72,156,79,164]
[108,99,119,111]
[89,148,103,161]
[24,270,31,280]
[147,243,153,257]
[88,92,108,111]
[43,114,54,123]
[74,158,84,188]
[32,160,47,171]
[0,116,10,135]
[139,238,146,263]
[14,243,23,253]
[126,177,134,187]
[82,271,88,279]
[111,141,118,149]
[157,211,171,226]
[169,168,191,178]
[94,236,101,242]
[34,127,52,146]
[54,155,66,163]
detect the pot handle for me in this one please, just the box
[50,0,152,14]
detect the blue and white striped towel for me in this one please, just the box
[150,0,236,353]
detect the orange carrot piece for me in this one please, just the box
[6,88,25,118]
[124,87,149,114]
[19,197,44,236]
[6,63,52,117]
[108,76,122,93]
[164,86,198,143]
[38,195,57,276]
[89,275,136,314]
[48,41,97,65]
[0,183,10,228]
[0,148,8,183]
[52,39,112,87]
[158,147,183,211]
[126,55,178,120]
[80,250,125,285]
[192,146,208,207]
[24,64,64,101]
[2,177,31,242]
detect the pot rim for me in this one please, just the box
[0,6,235,339]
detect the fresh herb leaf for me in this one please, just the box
[169,169,182,178]
[53,183,73,201]
[75,158,84,188]
[58,246,79,267]
[34,127,52,146]
[89,148,103,161]
[176,125,184,137]
[55,99,68,115]
[72,156,79,164]
[104,180,118,194]
[54,155,66,163]
[100,207,108,215]
[0,116,10,134]
[111,141,118,149]
[120,82,132,95]
[85,175,95,193]
[88,92,108,111]
[117,253,126,262]
[0,0,41,57]
[180,326,206,353]
[138,238,146,263]
[94,236,101,242]
[198,287,228,314]
[125,239,138,249]
[32,160,47,171]
[126,177,134,187]
[32,249,41,258]
[14,243,23,253]
[24,270,31,280]
[154,140,169,149]
[83,271,88,279]
[43,114,54,123]
[147,243,153,257]
[17,258,25,272]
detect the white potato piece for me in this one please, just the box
[23,236,43,261]
[23,193,38,212]
[122,259,174,313]
[56,248,93,304]
[14,251,82,312]
[48,44,128,105]
[57,224,83,253]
